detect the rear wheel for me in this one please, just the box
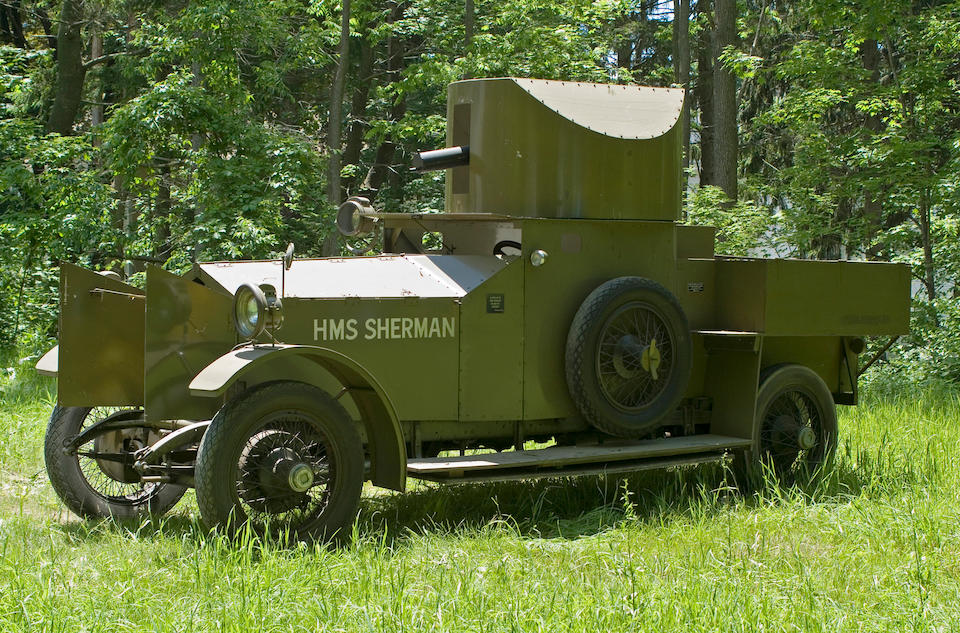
[194,382,364,541]
[754,364,838,485]
[44,406,186,519]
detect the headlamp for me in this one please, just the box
[232,283,283,340]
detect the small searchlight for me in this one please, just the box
[337,197,377,237]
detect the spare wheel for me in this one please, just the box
[565,276,693,438]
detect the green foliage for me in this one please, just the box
[684,185,770,256]
[893,297,960,385]
[1,0,959,384]
[741,0,960,265]
[1,0,655,360]
[0,117,114,353]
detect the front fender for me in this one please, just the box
[189,344,407,491]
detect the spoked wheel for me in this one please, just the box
[566,277,692,438]
[44,406,186,519]
[754,364,838,485]
[195,382,363,542]
[596,302,676,411]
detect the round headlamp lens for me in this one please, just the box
[232,283,267,339]
[242,295,259,326]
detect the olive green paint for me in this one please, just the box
[445,79,683,221]
[520,219,679,420]
[279,297,461,421]
[58,263,145,406]
[711,258,911,336]
[144,266,234,422]
[45,77,913,493]
[458,259,524,421]
[188,345,407,491]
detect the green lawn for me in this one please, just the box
[1,380,958,632]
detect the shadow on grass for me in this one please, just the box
[47,442,923,548]
[356,439,931,545]
[355,462,873,544]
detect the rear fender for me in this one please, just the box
[189,345,406,491]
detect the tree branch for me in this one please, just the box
[82,48,146,70]
[106,253,166,263]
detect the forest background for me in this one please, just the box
[1,0,958,385]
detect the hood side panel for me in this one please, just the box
[144,266,235,422]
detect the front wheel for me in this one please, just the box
[194,381,364,541]
[44,406,186,519]
[753,364,838,485]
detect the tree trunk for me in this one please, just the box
[813,197,848,260]
[918,189,935,301]
[0,2,28,48]
[188,61,203,262]
[363,2,407,199]
[37,7,56,50]
[326,0,351,209]
[616,41,632,74]
[121,194,136,278]
[46,0,87,135]
[0,8,10,45]
[154,164,172,260]
[363,139,397,196]
[465,0,474,47]
[712,0,737,203]
[861,39,884,260]
[673,0,690,195]
[616,19,632,74]
[90,28,104,144]
[341,35,374,197]
[696,10,715,187]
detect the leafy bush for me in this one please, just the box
[684,185,771,256]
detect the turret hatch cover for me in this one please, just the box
[513,78,684,140]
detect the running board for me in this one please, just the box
[407,434,752,483]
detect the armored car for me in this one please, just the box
[36,78,910,539]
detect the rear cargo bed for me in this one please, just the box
[708,258,910,336]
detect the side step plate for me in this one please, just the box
[407,434,752,483]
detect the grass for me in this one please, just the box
[1,378,959,631]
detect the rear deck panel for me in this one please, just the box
[712,258,910,336]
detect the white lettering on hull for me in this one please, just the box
[314,317,456,341]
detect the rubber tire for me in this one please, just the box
[565,277,693,438]
[753,364,838,483]
[43,406,186,519]
[194,381,364,542]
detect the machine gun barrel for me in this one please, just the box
[411,146,470,172]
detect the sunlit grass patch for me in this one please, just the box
[1,381,959,631]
